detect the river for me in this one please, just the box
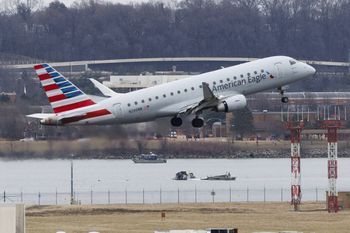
[0,158,349,204]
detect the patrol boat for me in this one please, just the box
[132,152,167,163]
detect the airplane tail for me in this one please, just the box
[34,64,96,114]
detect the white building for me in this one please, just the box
[103,71,196,89]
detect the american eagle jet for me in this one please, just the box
[27,56,316,127]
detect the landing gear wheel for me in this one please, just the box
[281,96,289,103]
[278,86,285,95]
[171,117,182,127]
[192,117,204,128]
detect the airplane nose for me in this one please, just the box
[304,63,316,76]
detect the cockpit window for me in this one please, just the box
[289,60,297,65]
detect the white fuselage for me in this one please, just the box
[64,56,316,125]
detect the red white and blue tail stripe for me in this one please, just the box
[34,63,96,114]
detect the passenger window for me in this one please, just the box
[163,94,166,98]
[247,73,250,76]
[149,98,152,101]
[141,100,145,103]
[155,96,159,100]
[220,80,223,83]
[170,92,174,96]
[226,78,230,81]
[199,85,202,88]
[191,87,195,90]
[177,90,181,94]
[127,103,131,107]
[213,81,216,85]
[134,101,138,105]
[184,89,187,92]
[261,69,264,73]
[254,71,257,74]
[240,74,243,78]
[234,76,237,80]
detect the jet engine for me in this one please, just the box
[216,94,247,112]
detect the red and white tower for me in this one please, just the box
[285,121,304,211]
[324,120,342,213]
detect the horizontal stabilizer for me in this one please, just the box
[27,110,86,120]
[26,113,55,119]
[89,78,120,97]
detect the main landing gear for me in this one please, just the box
[171,116,182,127]
[192,117,204,128]
[170,116,204,128]
[278,87,289,103]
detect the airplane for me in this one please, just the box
[27,56,316,128]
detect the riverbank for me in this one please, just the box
[26,202,350,233]
[1,138,350,159]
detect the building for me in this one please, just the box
[103,69,198,90]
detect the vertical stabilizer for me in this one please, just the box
[34,64,95,113]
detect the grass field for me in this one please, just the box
[26,202,350,233]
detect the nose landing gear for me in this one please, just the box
[278,87,289,103]
[281,96,289,103]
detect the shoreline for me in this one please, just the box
[1,138,350,159]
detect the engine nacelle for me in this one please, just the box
[216,94,247,112]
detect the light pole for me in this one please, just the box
[70,154,74,205]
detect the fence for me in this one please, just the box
[2,187,327,205]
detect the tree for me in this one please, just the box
[232,107,254,139]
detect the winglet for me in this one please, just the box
[202,82,216,101]
[89,78,120,97]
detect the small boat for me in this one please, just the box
[201,172,236,181]
[132,152,167,163]
[174,171,196,180]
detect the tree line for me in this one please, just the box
[0,0,349,62]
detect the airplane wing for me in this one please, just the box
[178,82,221,115]
[89,78,121,97]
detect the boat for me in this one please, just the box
[132,152,167,163]
[174,171,196,180]
[201,172,236,181]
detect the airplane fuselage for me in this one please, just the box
[76,56,315,125]
[28,56,316,127]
